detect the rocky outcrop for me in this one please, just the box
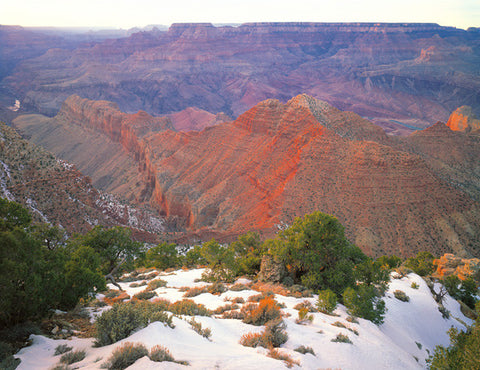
[447,106,480,133]
[433,253,480,280]
[3,23,479,130]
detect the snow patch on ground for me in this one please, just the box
[15,270,472,369]
[0,160,15,201]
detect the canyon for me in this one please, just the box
[14,94,480,258]
[2,23,480,135]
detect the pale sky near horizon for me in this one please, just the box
[1,0,478,30]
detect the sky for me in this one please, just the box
[1,0,479,30]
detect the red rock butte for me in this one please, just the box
[13,94,480,258]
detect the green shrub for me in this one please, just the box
[0,356,20,370]
[104,290,121,299]
[54,344,72,356]
[265,211,367,294]
[60,350,86,365]
[230,232,264,276]
[404,252,435,276]
[393,290,410,302]
[293,300,317,312]
[145,279,167,291]
[411,282,419,289]
[144,242,179,270]
[376,255,402,269]
[169,299,211,316]
[103,342,148,370]
[240,318,288,348]
[343,286,385,324]
[133,291,157,300]
[442,275,479,308]
[149,345,174,362]
[296,307,314,324]
[294,345,315,355]
[428,303,480,369]
[317,289,337,314]
[331,333,352,344]
[200,239,235,282]
[262,319,288,347]
[95,302,173,346]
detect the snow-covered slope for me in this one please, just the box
[15,269,471,369]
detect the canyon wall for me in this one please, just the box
[14,94,480,257]
[3,23,479,133]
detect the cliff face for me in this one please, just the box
[3,23,479,132]
[15,94,480,258]
[0,122,164,238]
[447,106,480,133]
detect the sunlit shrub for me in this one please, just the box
[241,297,282,326]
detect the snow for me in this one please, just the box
[15,270,472,369]
[0,160,15,201]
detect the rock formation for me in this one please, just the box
[433,253,480,281]
[3,23,479,133]
[0,122,164,238]
[447,106,480,133]
[14,94,480,258]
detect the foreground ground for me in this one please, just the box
[15,268,471,369]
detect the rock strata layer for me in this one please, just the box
[14,94,480,257]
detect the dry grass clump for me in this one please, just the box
[188,318,212,340]
[207,282,227,295]
[346,316,359,324]
[229,283,250,291]
[295,307,314,324]
[103,342,148,369]
[133,291,157,301]
[224,296,245,304]
[54,344,72,356]
[60,349,86,365]
[129,281,147,288]
[148,345,174,362]
[267,348,300,368]
[183,286,208,297]
[393,290,410,302]
[240,318,288,348]
[104,292,131,306]
[294,345,315,356]
[293,300,317,312]
[331,333,352,344]
[213,303,240,315]
[241,297,282,326]
[332,321,359,335]
[169,299,211,316]
[220,310,245,320]
[145,279,167,291]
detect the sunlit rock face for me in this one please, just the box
[3,23,480,132]
[14,94,480,258]
[447,106,480,133]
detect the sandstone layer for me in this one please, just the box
[14,94,480,258]
[3,23,480,133]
